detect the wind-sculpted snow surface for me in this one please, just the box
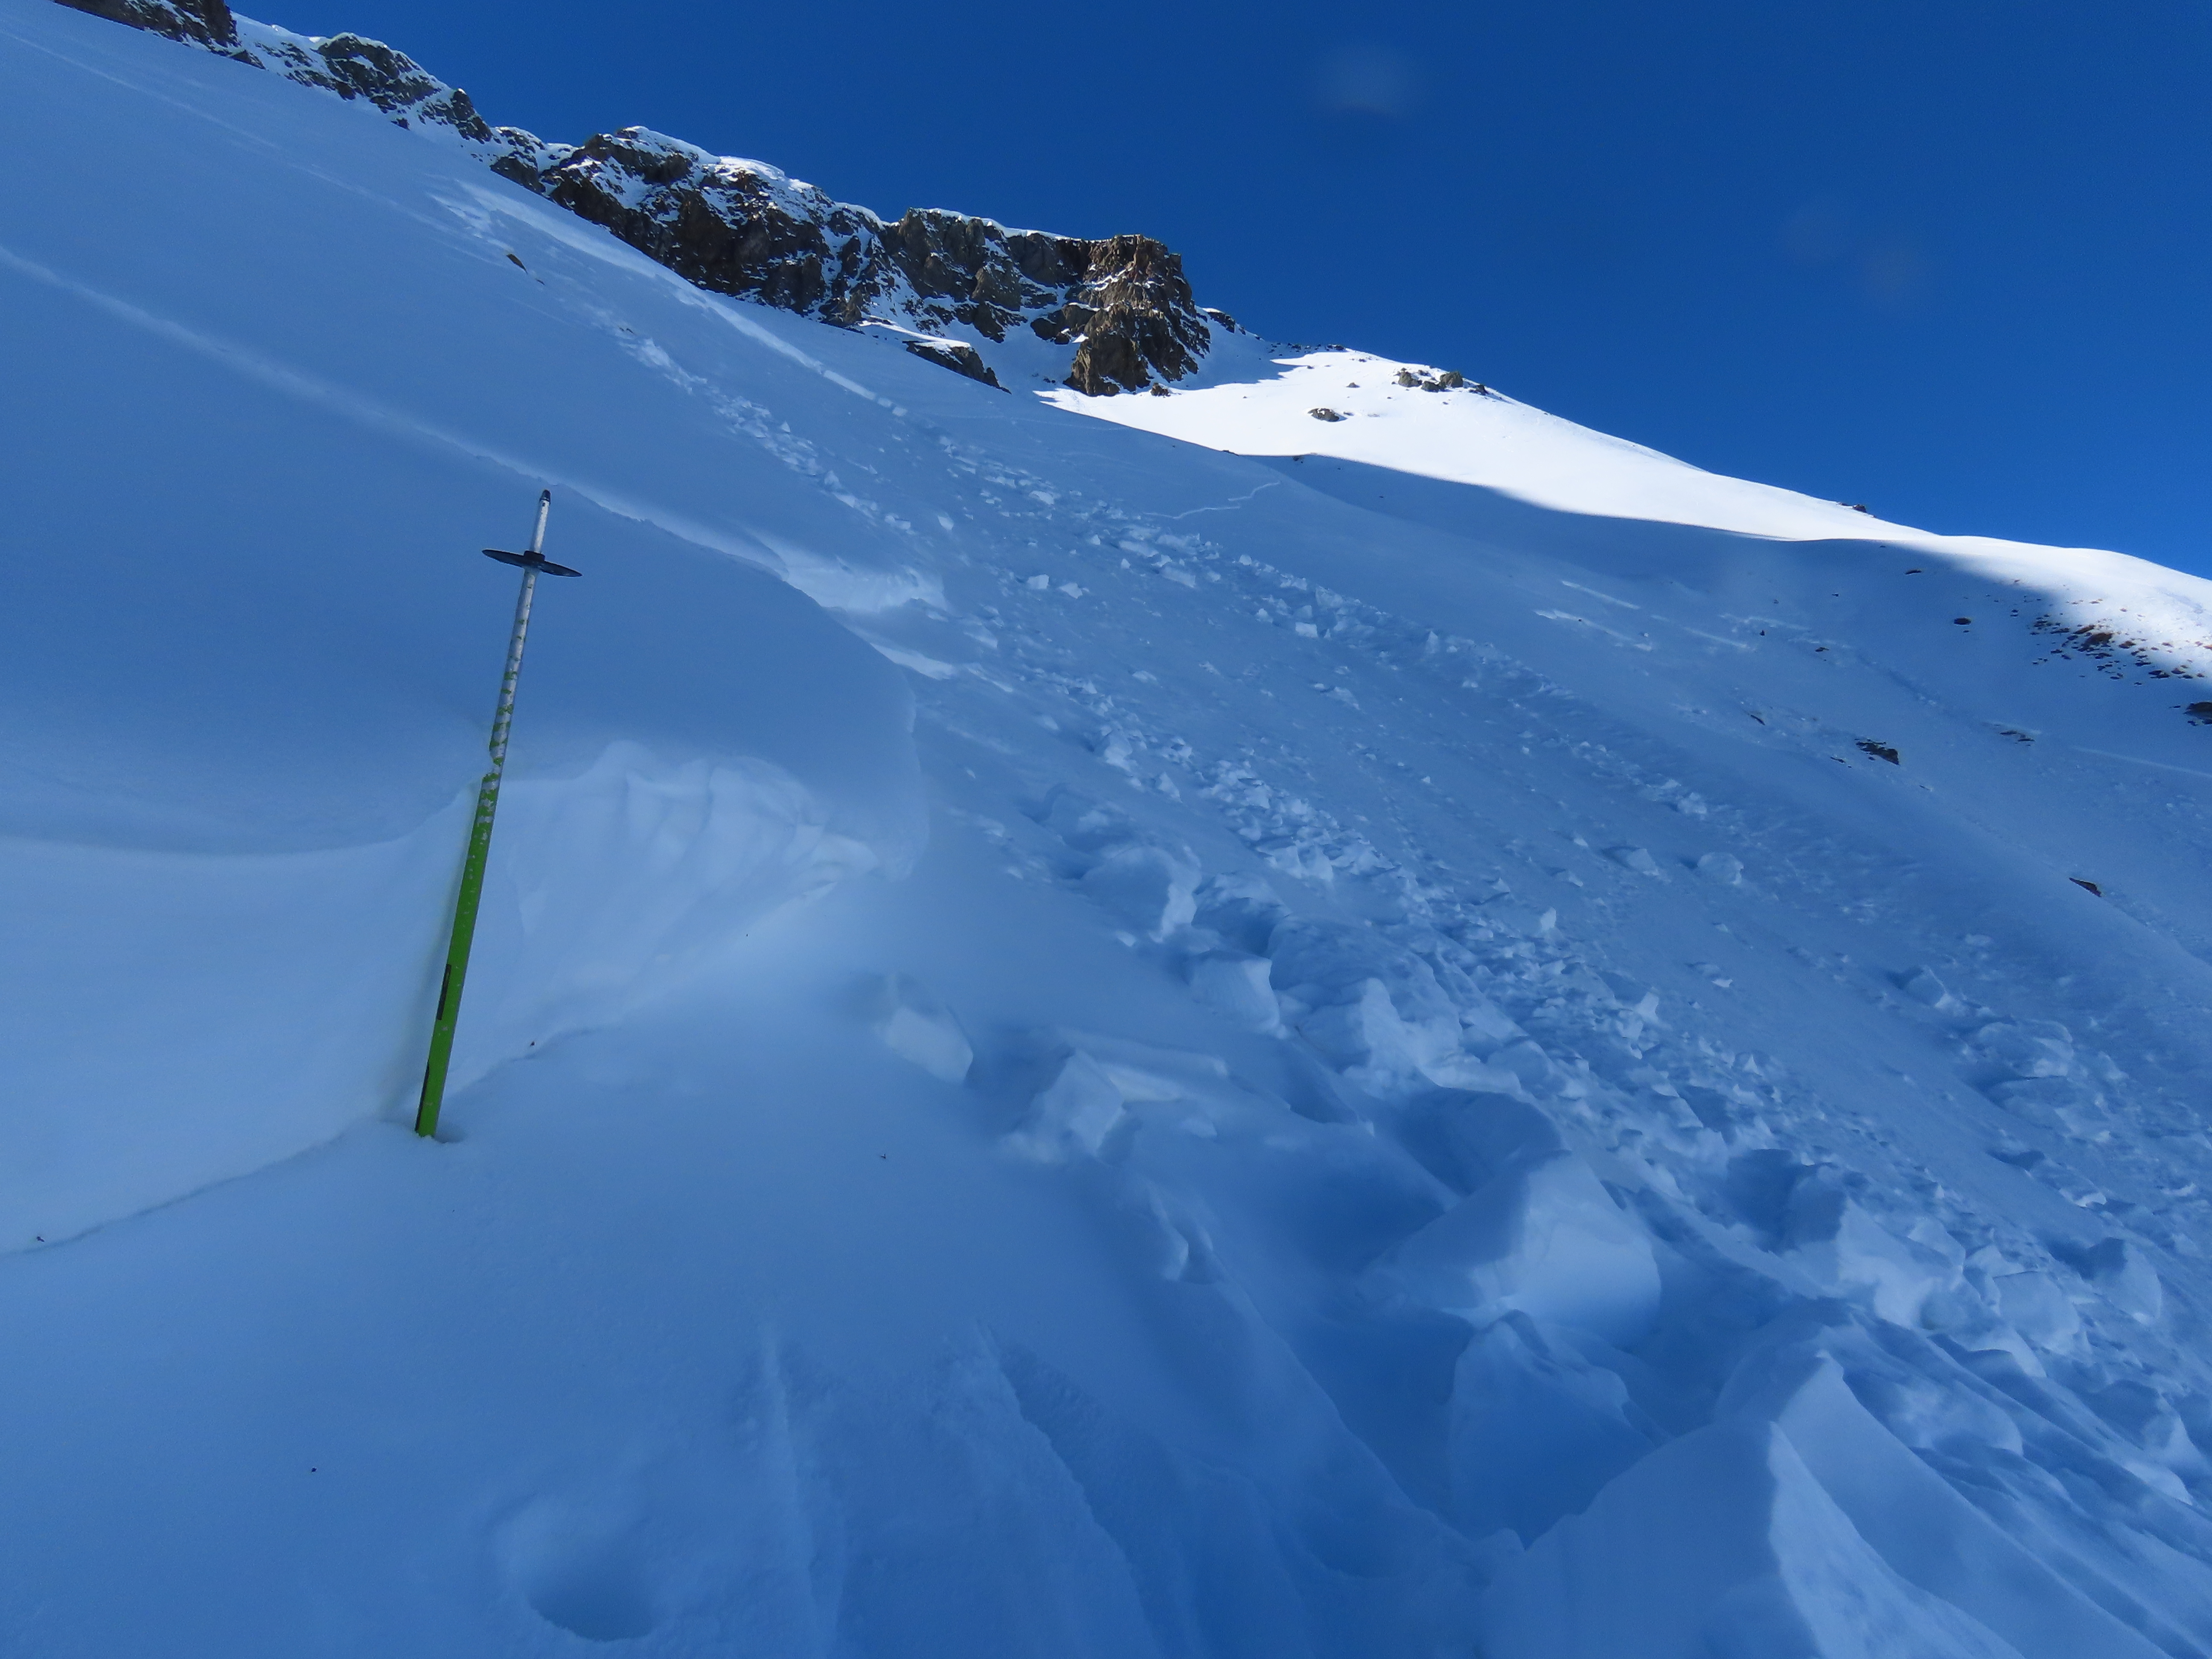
[8,3,2212,1655]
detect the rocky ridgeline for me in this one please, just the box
[58,0,1214,394]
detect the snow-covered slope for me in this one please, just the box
[8,4,2212,1656]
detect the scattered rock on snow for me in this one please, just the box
[903,338,1003,388]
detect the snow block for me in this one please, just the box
[1012,1052,1129,1161]
[1185,951,1284,1033]
[1448,1311,1657,1543]
[1989,1270,2084,1353]
[1476,896,1558,938]
[1486,1350,2168,1659]
[2058,1236,2165,1324]
[1695,851,1745,885]
[870,973,974,1083]
[1391,1088,1566,1195]
[1268,918,1478,1095]
[1191,873,1289,954]
[1381,1149,1661,1345]
[1079,843,1199,940]
[1781,1173,1966,1329]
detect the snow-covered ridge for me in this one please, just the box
[55,0,1218,395]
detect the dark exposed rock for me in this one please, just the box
[531,131,1213,393]
[1856,739,1901,765]
[1394,367,1465,391]
[53,3,1219,396]
[1310,408,1348,422]
[56,0,238,51]
[903,338,1004,390]
[1058,236,1209,396]
[243,30,498,141]
[539,130,886,321]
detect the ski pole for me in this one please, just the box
[414,489,580,1139]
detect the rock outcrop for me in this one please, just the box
[53,1,1216,393]
[1037,235,1209,396]
[57,0,239,52]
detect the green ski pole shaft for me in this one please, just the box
[415,490,554,1138]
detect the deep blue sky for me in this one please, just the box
[280,0,2211,573]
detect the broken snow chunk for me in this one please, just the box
[1599,972,1660,1022]
[1025,573,1051,590]
[1477,896,1557,937]
[1448,1312,1655,1543]
[1080,844,1199,940]
[1694,852,1743,885]
[1609,846,1662,876]
[1192,873,1288,953]
[869,974,973,1083]
[1973,1020,2075,1079]
[1393,1088,1564,1195]
[1783,1173,1967,1327]
[1011,1052,1127,1160]
[1031,786,1136,853]
[1458,995,1524,1049]
[1254,836,1335,885]
[1269,918,1472,1096]
[2060,1237,2164,1323]
[1991,1270,2083,1351]
[1381,1150,1662,1345]
[1487,1039,1569,1097]
[1901,967,1952,1007]
[1985,1076,2102,1135]
[1186,951,1283,1033]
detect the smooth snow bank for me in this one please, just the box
[3,745,879,1244]
[0,2,920,1240]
